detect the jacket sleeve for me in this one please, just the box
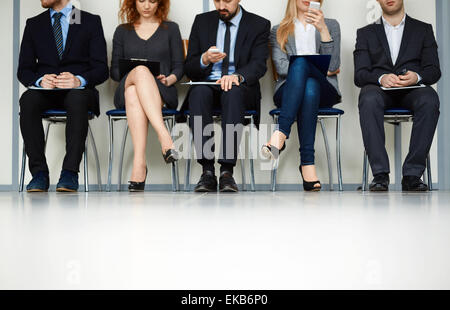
[235,19,271,86]
[83,14,109,87]
[320,19,341,72]
[184,15,213,81]
[17,19,40,87]
[110,26,123,82]
[418,24,441,85]
[353,28,390,87]
[270,26,289,80]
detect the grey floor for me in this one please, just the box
[0,190,449,290]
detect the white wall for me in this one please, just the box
[0,0,13,186]
[13,0,438,188]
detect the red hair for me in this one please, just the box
[119,0,170,26]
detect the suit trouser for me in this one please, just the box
[19,89,96,176]
[358,85,440,178]
[188,84,252,169]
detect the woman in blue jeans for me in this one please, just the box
[262,0,341,191]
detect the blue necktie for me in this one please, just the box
[53,12,64,59]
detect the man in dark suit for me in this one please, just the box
[354,0,440,192]
[17,0,108,192]
[184,0,270,193]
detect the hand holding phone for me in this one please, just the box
[306,1,321,23]
[202,46,226,66]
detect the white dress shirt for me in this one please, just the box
[379,14,421,85]
[294,19,316,55]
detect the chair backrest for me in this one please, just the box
[182,39,189,60]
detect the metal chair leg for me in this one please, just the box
[336,115,343,191]
[118,124,129,192]
[249,116,256,192]
[107,116,114,192]
[19,144,26,193]
[362,151,369,192]
[240,157,247,191]
[427,154,433,191]
[271,115,279,192]
[171,116,180,192]
[84,138,89,192]
[88,124,102,191]
[185,116,192,192]
[44,121,51,151]
[165,118,177,192]
[319,118,333,191]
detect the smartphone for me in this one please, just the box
[209,48,221,53]
[306,1,321,23]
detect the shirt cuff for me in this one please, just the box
[200,53,208,69]
[378,74,386,85]
[76,75,87,87]
[35,76,44,87]
[416,73,422,84]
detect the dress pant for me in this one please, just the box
[188,84,252,168]
[358,85,440,177]
[19,89,96,176]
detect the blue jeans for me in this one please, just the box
[274,57,338,166]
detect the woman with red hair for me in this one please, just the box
[111,0,184,191]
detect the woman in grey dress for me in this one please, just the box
[262,0,341,191]
[111,0,184,191]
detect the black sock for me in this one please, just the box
[202,162,215,175]
[220,164,234,175]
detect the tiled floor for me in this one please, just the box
[0,191,449,289]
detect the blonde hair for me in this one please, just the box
[277,0,323,52]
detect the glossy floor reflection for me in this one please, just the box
[0,191,449,289]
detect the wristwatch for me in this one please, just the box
[233,74,245,84]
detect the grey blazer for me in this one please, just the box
[271,18,341,97]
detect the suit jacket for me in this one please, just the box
[182,7,271,126]
[17,8,109,116]
[354,15,441,88]
[271,18,341,97]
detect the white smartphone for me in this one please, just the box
[309,1,321,11]
[209,48,221,53]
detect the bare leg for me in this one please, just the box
[125,66,174,154]
[125,85,148,182]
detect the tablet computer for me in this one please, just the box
[289,55,331,76]
[119,58,160,79]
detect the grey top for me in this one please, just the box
[271,18,341,96]
[110,21,184,109]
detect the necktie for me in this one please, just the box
[53,12,64,59]
[221,22,231,77]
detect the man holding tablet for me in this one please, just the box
[354,0,441,192]
[183,0,270,193]
[17,0,108,192]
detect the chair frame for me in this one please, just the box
[106,111,180,192]
[19,114,102,192]
[183,113,257,192]
[269,111,344,192]
[361,112,433,191]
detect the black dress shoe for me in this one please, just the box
[369,173,390,192]
[402,176,429,192]
[194,171,218,193]
[219,171,239,193]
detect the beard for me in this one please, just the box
[41,0,62,9]
[218,8,238,22]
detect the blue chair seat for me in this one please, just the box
[42,109,96,118]
[106,108,181,117]
[384,108,413,115]
[269,107,345,116]
[183,110,258,117]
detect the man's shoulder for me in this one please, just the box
[25,10,50,25]
[406,15,433,29]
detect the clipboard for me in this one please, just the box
[381,84,426,91]
[119,58,160,79]
[290,55,331,76]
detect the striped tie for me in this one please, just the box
[53,12,64,59]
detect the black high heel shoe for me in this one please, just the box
[128,167,147,192]
[163,149,178,164]
[261,142,286,160]
[300,166,321,192]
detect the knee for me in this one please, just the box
[124,85,139,105]
[19,90,41,113]
[189,86,212,107]
[132,65,153,79]
[290,57,308,72]
[304,78,320,99]
[413,88,440,113]
[358,87,385,112]
[64,90,90,113]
